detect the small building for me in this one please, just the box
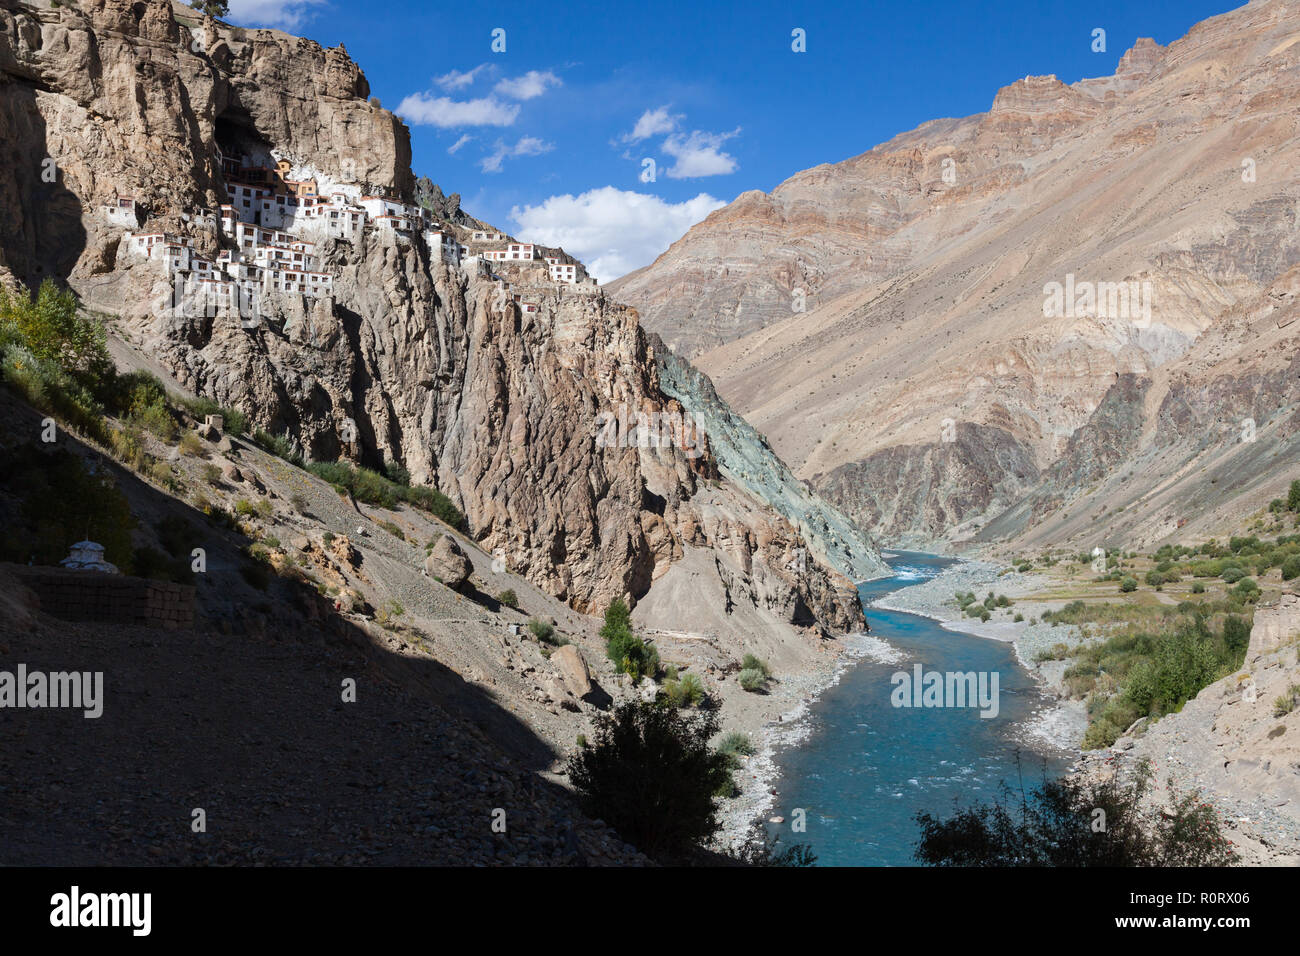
[100,195,142,229]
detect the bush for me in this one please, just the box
[0,280,111,379]
[522,621,553,642]
[253,429,304,468]
[1282,555,1300,581]
[716,731,755,762]
[496,588,519,609]
[1273,684,1300,717]
[1119,576,1138,593]
[0,445,136,571]
[1289,480,1300,512]
[376,519,404,540]
[914,759,1234,866]
[566,700,730,861]
[1222,615,1251,657]
[601,598,657,681]
[738,667,768,693]
[741,654,771,678]
[663,672,706,709]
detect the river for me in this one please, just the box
[763,550,1070,865]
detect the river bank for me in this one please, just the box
[715,630,907,849]
[871,557,1090,752]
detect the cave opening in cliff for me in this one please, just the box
[214,114,276,175]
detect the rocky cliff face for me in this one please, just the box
[652,333,888,581]
[0,0,865,636]
[609,0,1300,554]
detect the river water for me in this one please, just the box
[764,550,1069,865]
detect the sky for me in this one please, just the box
[224,0,1241,282]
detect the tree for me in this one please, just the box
[1119,576,1138,593]
[0,279,110,380]
[1290,479,1300,513]
[566,700,730,861]
[1222,615,1251,657]
[914,758,1234,867]
[190,0,230,17]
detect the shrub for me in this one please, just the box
[178,430,205,457]
[1272,685,1299,717]
[240,561,270,590]
[1119,576,1138,593]
[1191,583,1205,594]
[132,545,192,584]
[914,759,1234,866]
[601,598,657,681]
[1289,479,1300,512]
[738,667,768,693]
[726,827,817,867]
[0,280,111,380]
[1222,615,1251,657]
[0,444,136,571]
[253,429,303,467]
[1282,555,1300,581]
[527,617,559,643]
[741,654,771,678]
[717,731,755,761]
[663,672,706,708]
[377,519,404,540]
[496,588,519,610]
[566,700,730,861]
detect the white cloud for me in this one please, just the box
[662,128,740,178]
[480,136,554,174]
[435,65,489,91]
[510,186,725,282]
[395,93,520,128]
[447,134,473,155]
[226,0,326,29]
[494,70,561,101]
[625,105,681,142]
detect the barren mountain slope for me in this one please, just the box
[610,0,1300,551]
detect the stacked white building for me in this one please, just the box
[104,146,603,324]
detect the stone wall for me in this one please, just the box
[4,564,195,631]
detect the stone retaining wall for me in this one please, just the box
[4,563,195,630]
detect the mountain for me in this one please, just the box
[0,0,871,645]
[609,0,1300,554]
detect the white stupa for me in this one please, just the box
[60,541,120,574]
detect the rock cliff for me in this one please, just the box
[0,0,867,637]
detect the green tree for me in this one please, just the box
[566,700,730,861]
[914,759,1234,867]
[1290,480,1300,513]
[0,280,110,381]
[189,0,230,17]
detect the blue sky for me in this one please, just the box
[226,0,1240,281]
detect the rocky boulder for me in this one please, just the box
[425,534,472,591]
